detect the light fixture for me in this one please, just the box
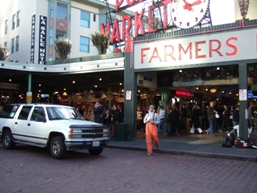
[210,88,217,93]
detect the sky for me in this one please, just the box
[106,0,236,26]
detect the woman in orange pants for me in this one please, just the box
[143,105,160,155]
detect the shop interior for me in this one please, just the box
[1,64,257,124]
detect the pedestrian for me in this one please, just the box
[180,103,188,131]
[191,104,203,134]
[103,109,112,138]
[157,105,168,136]
[248,102,254,139]
[93,102,103,124]
[200,102,208,130]
[232,105,239,126]
[112,104,121,124]
[143,105,160,155]
[220,104,231,132]
[207,101,216,136]
[169,103,180,136]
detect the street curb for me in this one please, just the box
[106,145,257,162]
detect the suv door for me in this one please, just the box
[12,105,33,142]
[26,106,48,145]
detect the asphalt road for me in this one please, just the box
[0,145,256,193]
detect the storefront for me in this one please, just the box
[123,19,257,140]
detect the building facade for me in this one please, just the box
[0,0,133,63]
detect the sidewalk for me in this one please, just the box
[107,130,257,162]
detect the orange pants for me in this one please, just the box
[145,122,159,154]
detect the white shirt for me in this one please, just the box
[158,109,165,119]
[143,111,160,125]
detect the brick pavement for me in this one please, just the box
[0,145,257,193]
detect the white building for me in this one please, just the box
[0,0,133,63]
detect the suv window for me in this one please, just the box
[18,106,33,120]
[0,105,19,118]
[30,106,45,121]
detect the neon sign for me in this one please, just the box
[175,90,191,97]
[101,0,172,45]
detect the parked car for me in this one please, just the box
[0,103,109,159]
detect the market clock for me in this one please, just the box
[171,0,210,29]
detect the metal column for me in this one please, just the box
[238,63,248,139]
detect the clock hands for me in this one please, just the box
[183,0,202,11]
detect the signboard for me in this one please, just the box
[239,89,247,101]
[30,14,36,63]
[126,90,131,100]
[134,28,257,69]
[38,15,47,64]
[26,92,32,103]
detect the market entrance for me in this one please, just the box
[135,65,240,135]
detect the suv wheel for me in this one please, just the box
[88,148,103,155]
[2,130,16,149]
[50,136,66,159]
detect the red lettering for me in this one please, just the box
[179,43,192,60]
[134,9,145,37]
[195,41,206,59]
[226,37,238,56]
[148,5,157,33]
[209,39,223,57]
[164,45,176,61]
[100,22,110,35]
[121,15,131,41]
[126,0,134,6]
[116,0,124,12]
[141,47,150,64]
[111,19,120,44]
[149,47,163,63]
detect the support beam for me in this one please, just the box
[123,52,137,140]
[238,63,248,139]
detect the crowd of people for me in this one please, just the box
[142,102,243,155]
[140,101,246,138]
[76,102,123,138]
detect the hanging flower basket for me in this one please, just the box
[90,31,109,55]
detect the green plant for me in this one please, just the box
[54,38,72,60]
[90,31,109,55]
[0,46,9,60]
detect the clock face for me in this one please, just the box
[171,0,210,29]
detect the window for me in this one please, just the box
[31,107,45,121]
[57,3,67,20]
[15,35,19,52]
[93,14,96,22]
[16,11,20,27]
[49,30,53,45]
[80,36,89,53]
[80,11,90,28]
[11,38,14,54]
[12,14,16,30]
[50,2,54,18]
[5,20,8,34]
[4,42,7,49]
[18,106,32,120]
